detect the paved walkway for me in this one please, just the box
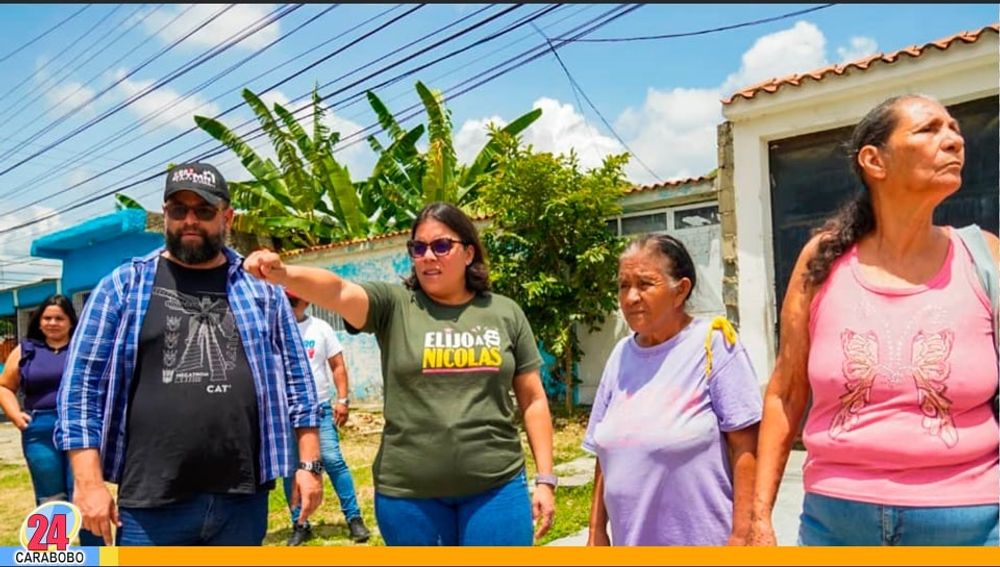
[546,450,806,546]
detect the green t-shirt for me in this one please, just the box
[347,281,542,498]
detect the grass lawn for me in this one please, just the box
[0,404,593,547]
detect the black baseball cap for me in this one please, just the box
[164,162,229,205]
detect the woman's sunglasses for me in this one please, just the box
[164,203,222,221]
[406,237,466,258]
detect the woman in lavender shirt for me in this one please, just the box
[585,234,762,546]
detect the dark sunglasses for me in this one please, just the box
[165,203,222,221]
[406,237,466,258]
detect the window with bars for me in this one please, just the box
[606,202,719,236]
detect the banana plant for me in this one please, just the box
[365,81,543,214]
[194,87,379,249]
[114,193,145,211]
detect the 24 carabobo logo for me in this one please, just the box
[20,501,81,550]
[15,501,88,565]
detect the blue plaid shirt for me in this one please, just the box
[55,247,320,484]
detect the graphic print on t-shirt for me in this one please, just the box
[303,339,317,360]
[831,300,958,447]
[421,325,502,374]
[154,287,239,385]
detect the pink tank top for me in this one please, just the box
[803,227,999,506]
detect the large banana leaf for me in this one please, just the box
[316,149,368,238]
[415,81,457,203]
[242,89,311,212]
[114,193,145,211]
[366,90,407,142]
[193,115,293,210]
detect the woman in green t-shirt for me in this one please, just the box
[244,202,557,546]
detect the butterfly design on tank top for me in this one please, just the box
[830,303,957,447]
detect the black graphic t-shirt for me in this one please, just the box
[118,257,260,507]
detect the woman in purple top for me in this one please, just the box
[584,234,763,546]
[0,295,100,545]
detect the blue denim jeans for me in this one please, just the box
[799,492,999,546]
[21,409,103,547]
[282,401,362,524]
[117,491,269,546]
[374,469,533,546]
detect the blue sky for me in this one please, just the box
[0,3,996,287]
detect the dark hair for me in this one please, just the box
[805,94,931,287]
[623,233,697,304]
[26,294,78,342]
[403,202,490,294]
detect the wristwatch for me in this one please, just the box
[299,460,324,475]
[336,397,350,407]
[534,473,558,490]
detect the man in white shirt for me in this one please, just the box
[283,291,371,545]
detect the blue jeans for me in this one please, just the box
[21,409,103,547]
[799,492,1000,546]
[374,470,533,546]
[117,491,269,546]
[282,401,362,524]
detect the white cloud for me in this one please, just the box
[837,36,879,63]
[66,167,95,188]
[45,82,96,117]
[31,57,98,117]
[454,115,505,164]
[0,205,66,283]
[614,87,723,184]
[116,70,220,130]
[141,4,281,51]
[521,98,624,169]
[451,20,882,186]
[721,20,828,96]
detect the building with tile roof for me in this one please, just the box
[718,23,998,383]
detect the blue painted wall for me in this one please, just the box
[317,246,413,403]
[0,280,59,317]
[58,233,163,297]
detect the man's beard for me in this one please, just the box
[165,226,225,265]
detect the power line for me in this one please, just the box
[0,4,92,65]
[0,4,137,125]
[329,4,640,155]
[0,4,307,179]
[531,20,662,181]
[0,4,159,128]
[0,3,423,212]
[0,4,239,169]
[164,5,637,187]
[0,4,400,204]
[146,4,557,173]
[552,3,837,42]
[0,2,514,214]
[0,4,626,238]
[330,4,597,128]
[0,5,124,113]
[0,4,338,204]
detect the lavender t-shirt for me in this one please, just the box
[583,317,762,545]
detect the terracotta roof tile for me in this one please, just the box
[625,171,716,195]
[723,24,999,105]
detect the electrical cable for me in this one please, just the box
[0,4,93,65]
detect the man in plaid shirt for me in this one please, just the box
[55,162,322,546]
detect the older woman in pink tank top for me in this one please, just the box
[749,95,999,546]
